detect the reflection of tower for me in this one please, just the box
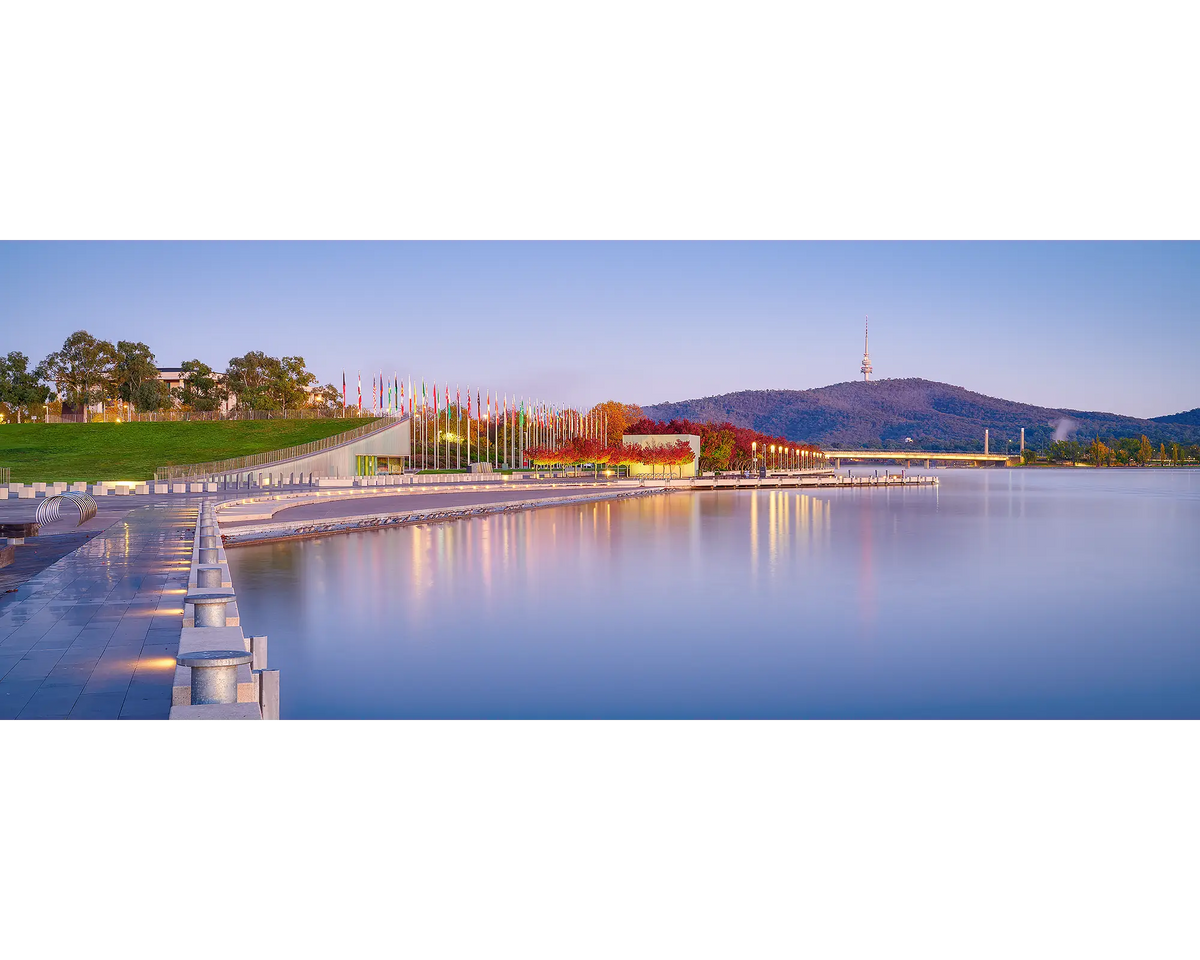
[860,315,873,381]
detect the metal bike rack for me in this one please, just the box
[34,492,99,527]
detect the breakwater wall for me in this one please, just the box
[220,486,672,547]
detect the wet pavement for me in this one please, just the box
[0,499,200,719]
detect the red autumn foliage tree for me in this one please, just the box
[625,417,823,472]
[525,445,563,466]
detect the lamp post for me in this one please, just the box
[770,445,775,472]
[752,441,757,474]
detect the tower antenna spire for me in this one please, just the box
[860,315,873,381]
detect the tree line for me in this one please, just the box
[0,330,341,421]
[624,417,824,472]
[1027,435,1200,466]
[525,436,697,477]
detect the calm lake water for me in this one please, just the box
[226,470,1200,718]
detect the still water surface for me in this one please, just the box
[227,470,1200,718]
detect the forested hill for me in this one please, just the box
[1152,407,1200,426]
[640,379,1200,451]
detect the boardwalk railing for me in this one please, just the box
[155,416,405,481]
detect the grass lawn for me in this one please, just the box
[0,419,379,482]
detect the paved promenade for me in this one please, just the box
[0,499,198,719]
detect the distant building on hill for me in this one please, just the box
[156,366,236,414]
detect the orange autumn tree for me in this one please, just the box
[592,400,644,445]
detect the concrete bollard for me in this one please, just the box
[186,589,236,627]
[179,651,254,705]
[196,564,225,588]
[199,546,220,564]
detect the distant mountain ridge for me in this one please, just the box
[640,379,1200,451]
[1152,407,1200,426]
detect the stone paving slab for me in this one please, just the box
[0,498,204,720]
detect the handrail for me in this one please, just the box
[155,416,406,480]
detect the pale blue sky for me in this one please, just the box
[1,242,1196,418]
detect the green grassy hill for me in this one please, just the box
[0,419,379,482]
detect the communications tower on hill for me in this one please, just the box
[860,315,873,381]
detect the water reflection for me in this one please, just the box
[226,470,1200,718]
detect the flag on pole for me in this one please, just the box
[357,372,362,413]
[342,372,346,413]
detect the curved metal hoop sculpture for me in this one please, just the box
[35,492,98,527]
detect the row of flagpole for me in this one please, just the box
[340,371,609,471]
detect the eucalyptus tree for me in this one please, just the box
[114,340,170,411]
[176,359,226,411]
[225,351,317,411]
[40,330,116,411]
[0,351,53,422]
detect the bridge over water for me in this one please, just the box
[826,450,1019,468]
